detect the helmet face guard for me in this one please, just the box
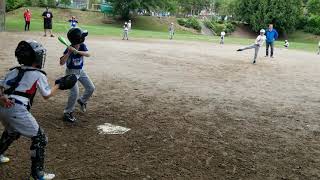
[15,40,47,69]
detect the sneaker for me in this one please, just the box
[43,34,47,37]
[0,154,10,163]
[30,172,55,180]
[50,34,55,37]
[237,49,242,51]
[252,60,256,64]
[77,99,87,113]
[63,112,76,123]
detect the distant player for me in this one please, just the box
[169,23,174,40]
[122,22,129,40]
[284,40,289,48]
[237,29,266,64]
[68,16,78,28]
[220,31,226,44]
[317,41,320,55]
[128,20,132,31]
[23,9,31,31]
[60,28,95,123]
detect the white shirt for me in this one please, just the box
[128,22,131,29]
[255,35,266,46]
[221,31,226,37]
[0,66,51,105]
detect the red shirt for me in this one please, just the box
[24,11,31,22]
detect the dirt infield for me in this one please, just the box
[0,32,320,180]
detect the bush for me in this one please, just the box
[296,16,308,30]
[6,0,25,11]
[304,15,320,35]
[177,17,201,31]
[204,20,235,35]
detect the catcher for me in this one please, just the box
[0,40,77,180]
[60,27,95,123]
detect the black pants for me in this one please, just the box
[266,42,274,57]
[25,21,30,31]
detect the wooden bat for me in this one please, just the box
[58,36,70,47]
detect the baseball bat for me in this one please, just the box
[58,36,70,47]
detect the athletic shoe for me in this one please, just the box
[63,112,76,123]
[50,35,55,37]
[237,49,242,51]
[30,172,55,180]
[0,154,10,163]
[252,60,256,64]
[77,99,87,113]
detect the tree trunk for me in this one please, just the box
[0,0,5,31]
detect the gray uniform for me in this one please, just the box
[64,69,95,113]
[169,25,174,40]
[0,67,51,137]
[239,35,266,63]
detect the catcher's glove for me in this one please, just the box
[55,74,77,90]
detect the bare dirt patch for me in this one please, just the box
[0,32,320,180]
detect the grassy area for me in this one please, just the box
[5,7,320,52]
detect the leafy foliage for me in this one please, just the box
[235,0,303,33]
[307,0,320,15]
[304,15,320,35]
[204,19,235,35]
[177,17,201,31]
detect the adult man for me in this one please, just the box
[265,24,278,58]
[42,7,54,37]
[23,9,31,31]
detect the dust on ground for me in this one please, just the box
[0,32,320,180]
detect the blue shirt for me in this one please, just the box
[64,43,88,69]
[265,29,278,43]
[69,19,78,28]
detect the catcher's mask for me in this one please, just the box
[15,40,47,69]
[67,27,88,45]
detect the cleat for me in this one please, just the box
[50,35,55,37]
[237,49,242,51]
[77,99,87,113]
[63,112,76,123]
[252,60,256,64]
[0,154,10,163]
[30,172,55,180]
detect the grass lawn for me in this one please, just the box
[4,7,320,53]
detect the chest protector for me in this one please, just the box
[3,67,46,106]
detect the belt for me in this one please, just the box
[8,98,30,111]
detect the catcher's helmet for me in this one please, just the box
[15,40,46,69]
[67,27,88,45]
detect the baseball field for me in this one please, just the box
[0,31,319,179]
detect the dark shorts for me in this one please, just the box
[44,22,52,29]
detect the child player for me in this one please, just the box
[0,40,76,179]
[237,29,266,64]
[60,28,95,123]
[68,16,78,28]
[220,31,226,44]
[122,22,129,40]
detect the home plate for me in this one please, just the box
[97,123,131,135]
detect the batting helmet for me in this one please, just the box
[15,40,46,69]
[67,27,88,45]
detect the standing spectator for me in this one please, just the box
[265,24,278,58]
[169,23,174,40]
[128,20,132,31]
[23,9,31,31]
[42,7,54,37]
[68,16,78,28]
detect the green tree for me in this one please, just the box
[307,0,320,15]
[60,0,71,7]
[235,0,303,33]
